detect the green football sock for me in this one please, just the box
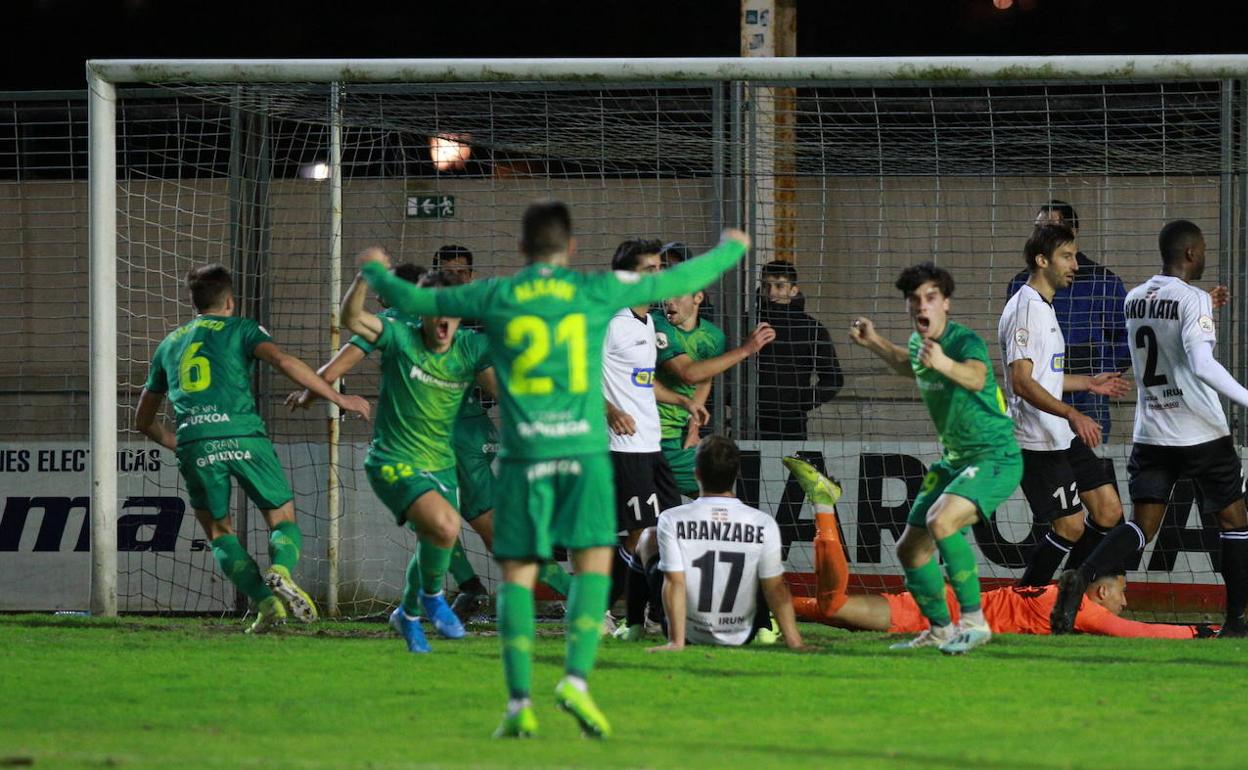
[565,572,609,680]
[268,521,302,572]
[401,552,423,616]
[498,582,535,700]
[211,534,272,603]
[903,557,952,628]
[418,540,453,595]
[539,560,573,598]
[448,539,478,585]
[937,531,982,612]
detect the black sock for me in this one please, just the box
[644,556,665,626]
[1220,527,1248,623]
[458,575,485,594]
[1018,531,1076,586]
[626,563,649,626]
[1066,519,1112,572]
[1078,522,1146,582]
[608,545,630,611]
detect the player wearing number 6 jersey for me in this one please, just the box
[361,200,750,739]
[1053,220,1248,637]
[134,264,371,633]
[850,262,1023,655]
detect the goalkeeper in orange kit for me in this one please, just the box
[782,457,1211,640]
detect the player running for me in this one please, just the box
[999,224,1129,586]
[782,457,1211,639]
[340,265,495,652]
[361,200,750,739]
[849,262,1023,654]
[134,264,370,633]
[1053,220,1248,637]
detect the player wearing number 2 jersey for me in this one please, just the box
[134,264,370,634]
[1053,220,1248,637]
[362,200,750,739]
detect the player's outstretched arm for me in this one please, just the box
[1064,371,1131,398]
[1010,359,1103,448]
[1075,604,1198,639]
[616,230,749,309]
[285,344,367,410]
[1189,341,1248,409]
[761,575,805,650]
[649,571,688,652]
[358,247,439,317]
[654,381,710,427]
[254,342,371,421]
[341,269,385,345]
[848,317,912,378]
[134,389,176,451]
[664,323,775,386]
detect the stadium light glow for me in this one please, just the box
[298,161,331,180]
[430,134,471,171]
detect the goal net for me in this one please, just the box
[64,58,1248,618]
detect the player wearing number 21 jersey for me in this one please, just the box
[362,200,750,739]
[1053,220,1248,637]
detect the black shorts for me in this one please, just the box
[612,451,681,531]
[1128,436,1245,515]
[1020,436,1114,523]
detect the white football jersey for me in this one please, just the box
[602,309,661,452]
[998,283,1075,451]
[1125,275,1228,446]
[656,496,783,647]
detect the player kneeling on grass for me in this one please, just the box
[642,435,805,652]
[342,258,496,653]
[782,456,1212,639]
[135,264,371,633]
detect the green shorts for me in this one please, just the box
[364,456,459,527]
[493,453,615,561]
[908,451,1023,528]
[660,437,698,499]
[176,436,293,521]
[452,414,499,521]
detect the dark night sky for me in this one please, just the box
[3,0,1244,91]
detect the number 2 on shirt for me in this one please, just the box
[505,314,588,394]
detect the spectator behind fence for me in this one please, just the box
[1007,200,1130,438]
[756,260,843,440]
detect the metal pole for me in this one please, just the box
[1218,80,1235,435]
[1239,81,1248,445]
[711,83,728,434]
[326,83,344,617]
[87,65,118,616]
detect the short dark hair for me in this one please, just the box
[659,241,692,266]
[611,239,664,272]
[417,269,465,290]
[895,261,955,298]
[760,260,798,283]
[393,263,426,284]
[433,244,473,268]
[1037,199,1079,231]
[186,263,233,312]
[1159,219,1204,267]
[521,200,572,261]
[1023,223,1077,271]
[695,435,740,493]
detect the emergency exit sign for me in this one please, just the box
[407,195,455,219]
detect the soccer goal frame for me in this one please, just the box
[87,55,1248,617]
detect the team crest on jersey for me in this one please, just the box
[1199,315,1216,334]
[631,367,656,387]
[1049,353,1065,372]
[1014,328,1029,347]
[656,332,669,350]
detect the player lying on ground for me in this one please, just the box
[1053,220,1248,638]
[999,224,1129,586]
[635,435,804,652]
[849,262,1023,654]
[135,264,370,633]
[340,263,498,652]
[362,199,751,739]
[782,457,1211,639]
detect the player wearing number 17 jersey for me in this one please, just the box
[134,264,370,633]
[1053,220,1248,636]
[361,200,750,739]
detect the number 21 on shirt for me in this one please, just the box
[505,314,588,394]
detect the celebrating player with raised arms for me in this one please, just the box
[134,264,370,633]
[361,200,750,739]
[849,262,1022,654]
[999,224,1129,586]
[1053,220,1248,637]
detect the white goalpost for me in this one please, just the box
[83,56,1248,619]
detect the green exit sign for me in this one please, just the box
[407,195,455,219]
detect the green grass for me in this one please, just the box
[2,614,1245,769]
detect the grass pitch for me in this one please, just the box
[1,614,1245,769]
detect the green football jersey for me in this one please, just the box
[143,315,271,445]
[652,312,726,440]
[368,317,491,471]
[362,239,746,461]
[350,308,489,421]
[908,321,1018,463]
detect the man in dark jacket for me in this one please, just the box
[756,260,844,439]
